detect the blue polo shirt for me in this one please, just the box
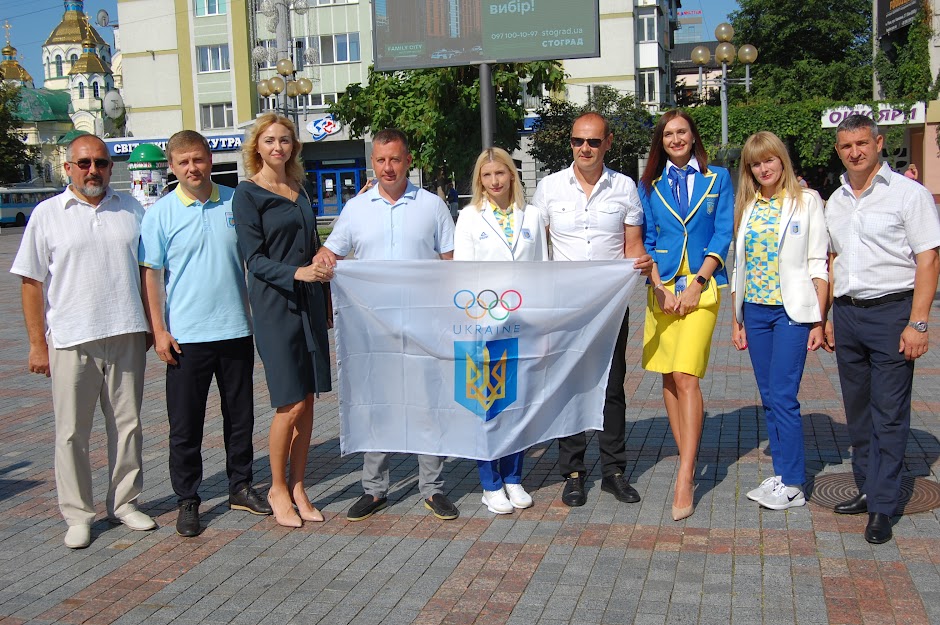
[138,183,252,343]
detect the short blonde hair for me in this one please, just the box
[734,131,803,233]
[469,147,524,210]
[242,112,304,184]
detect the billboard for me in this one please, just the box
[877,0,921,37]
[372,0,600,71]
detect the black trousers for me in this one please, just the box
[166,336,255,504]
[833,298,914,516]
[558,308,630,478]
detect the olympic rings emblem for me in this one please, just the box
[454,289,522,321]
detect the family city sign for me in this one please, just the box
[821,102,926,128]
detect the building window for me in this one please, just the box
[297,92,337,109]
[316,0,358,4]
[55,55,63,77]
[303,33,360,65]
[195,0,226,16]
[201,102,234,129]
[78,82,85,99]
[197,44,231,72]
[638,69,657,103]
[69,53,78,69]
[93,82,100,99]
[255,40,277,69]
[638,14,656,42]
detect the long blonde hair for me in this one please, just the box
[469,147,524,210]
[242,112,305,184]
[734,131,804,233]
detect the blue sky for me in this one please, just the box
[4,0,739,88]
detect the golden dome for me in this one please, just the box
[44,8,107,47]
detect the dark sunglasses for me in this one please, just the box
[68,158,111,170]
[570,137,604,148]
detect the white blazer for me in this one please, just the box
[731,188,828,323]
[453,202,549,261]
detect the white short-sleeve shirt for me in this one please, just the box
[10,187,150,348]
[324,181,455,261]
[826,162,940,299]
[531,164,643,261]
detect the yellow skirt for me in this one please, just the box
[642,257,721,378]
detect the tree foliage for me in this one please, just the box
[874,8,937,101]
[527,85,653,179]
[728,0,873,103]
[0,83,39,185]
[329,61,566,186]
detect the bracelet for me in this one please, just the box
[653,283,665,292]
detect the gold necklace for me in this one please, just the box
[260,169,296,202]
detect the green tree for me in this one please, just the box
[329,62,566,187]
[728,0,873,102]
[874,8,937,101]
[527,85,653,179]
[0,83,39,184]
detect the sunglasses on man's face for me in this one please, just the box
[68,158,111,170]
[570,137,604,148]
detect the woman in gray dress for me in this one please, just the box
[234,113,332,528]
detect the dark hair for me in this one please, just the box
[572,111,610,137]
[373,128,410,153]
[640,109,709,192]
[837,114,880,138]
[166,130,210,161]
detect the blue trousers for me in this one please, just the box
[477,451,525,491]
[833,297,914,516]
[743,303,809,486]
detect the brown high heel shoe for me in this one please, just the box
[268,492,302,528]
[291,486,324,522]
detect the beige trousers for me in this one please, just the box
[48,332,146,525]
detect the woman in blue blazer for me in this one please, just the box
[639,110,733,521]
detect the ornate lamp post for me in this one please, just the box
[690,23,758,148]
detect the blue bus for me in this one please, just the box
[0,187,60,227]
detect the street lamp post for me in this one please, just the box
[691,23,758,148]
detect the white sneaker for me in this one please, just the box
[109,510,157,531]
[482,489,514,514]
[64,524,91,549]
[504,483,533,509]
[746,476,781,502]
[757,483,805,510]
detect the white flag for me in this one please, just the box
[331,260,641,461]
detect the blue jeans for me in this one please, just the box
[743,303,810,486]
[477,452,525,491]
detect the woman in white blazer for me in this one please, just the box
[730,131,828,512]
[453,147,547,515]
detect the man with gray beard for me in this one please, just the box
[10,135,156,549]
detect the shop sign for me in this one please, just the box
[307,115,342,141]
[105,133,243,157]
[821,102,926,128]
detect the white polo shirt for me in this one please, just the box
[531,164,643,261]
[324,181,455,261]
[826,162,940,299]
[10,187,150,348]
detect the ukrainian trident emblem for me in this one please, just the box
[454,338,518,421]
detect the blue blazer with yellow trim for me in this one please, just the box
[640,164,734,286]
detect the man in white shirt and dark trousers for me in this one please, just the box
[825,114,940,544]
[10,135,156,549]
[531,112,652,507]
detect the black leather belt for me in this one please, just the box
[836,290,913,308]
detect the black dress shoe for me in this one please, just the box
[562,473,586,507]
[176,500,201,537]
[424,493,459,520]
[229,485,273,515]
[865,512,893,544]
[347,494,387,521]
[834,492,867,515]
[601,473,641,504]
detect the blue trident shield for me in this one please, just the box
[454,338,518,421]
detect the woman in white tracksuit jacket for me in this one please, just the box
[453,147,548,514]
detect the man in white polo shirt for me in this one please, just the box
[531,112,652,508]
[139,131,271,538]
[314,128,458,522]
[825,114,940,544]
[11,135,156,549]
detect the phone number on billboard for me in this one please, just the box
[491,28,585,47]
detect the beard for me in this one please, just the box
[75,178,106,198]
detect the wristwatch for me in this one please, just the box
[694,275,708,286]
[908,321,928,333]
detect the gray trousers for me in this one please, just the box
[362,452,445,499]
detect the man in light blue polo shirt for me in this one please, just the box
[314,128,458,522]
[139,130,271,537]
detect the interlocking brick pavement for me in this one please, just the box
[1,226,940,624]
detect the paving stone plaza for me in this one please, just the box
[2,227,940,625]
